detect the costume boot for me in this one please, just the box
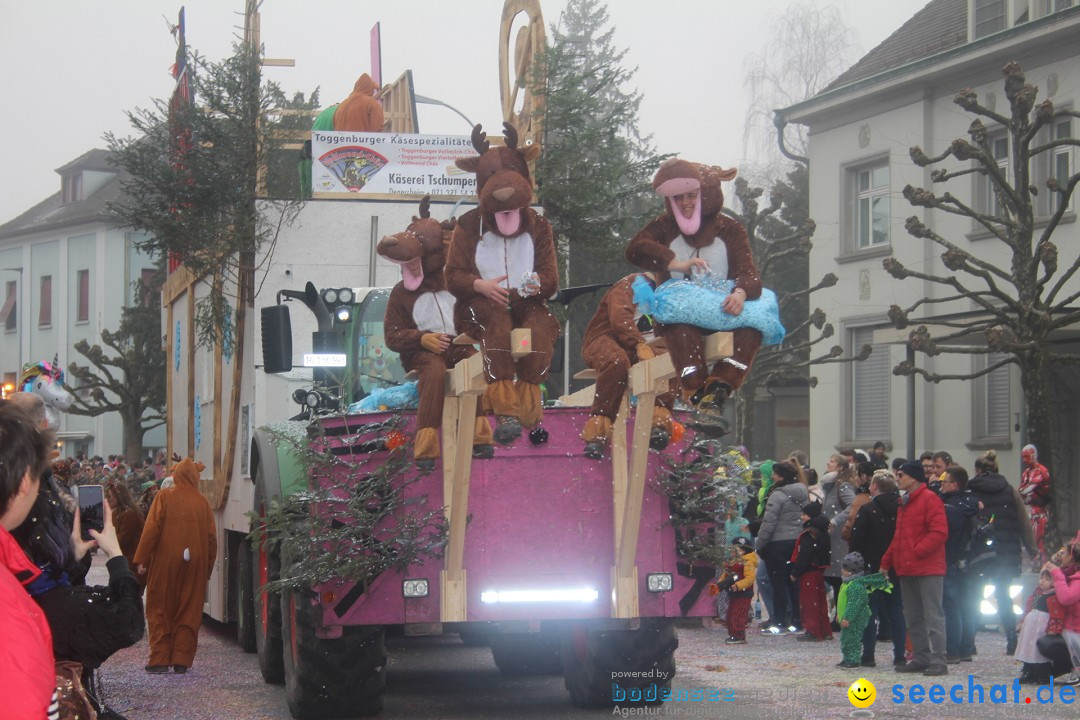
[690,378,731,438]
[1005,629,1018,656]
[472,415,494,459]
[516,382,544,428]
[486,380,521,445]
[581,415,613,460]
[650,406,674,451]
[414,427,440,471]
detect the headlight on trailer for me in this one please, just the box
[646,573,673,592]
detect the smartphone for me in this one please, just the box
[77,484,105,542]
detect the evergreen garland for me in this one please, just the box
[653,439,753,568]
[250,415,449,594]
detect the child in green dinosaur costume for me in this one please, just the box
[836,552,893,668]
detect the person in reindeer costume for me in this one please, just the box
[378,196,495,469]
[446,123,559,445]
[580,273,676,459]
[626,159,762,429]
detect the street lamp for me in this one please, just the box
[414,94,475,130]
[1,267,23,381]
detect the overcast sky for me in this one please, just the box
[0,0,931,225]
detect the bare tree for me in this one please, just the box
[886,62,1080,544]
[742,3,858,182]
[725,167,870,449]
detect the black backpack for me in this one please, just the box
[958,511,996,571]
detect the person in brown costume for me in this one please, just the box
[379,196,496,469]
[625,159,762,428]
[332,73,384,132]
[107,480,146,590]
[445,123,559,445]
[134,458,217,674]
[580,273,676,459]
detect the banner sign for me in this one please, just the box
[311,131,478,197]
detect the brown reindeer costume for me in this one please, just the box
[445,123,559,444]
[379,197,495,468]
[626,159,762,417]
[581,273,676,458]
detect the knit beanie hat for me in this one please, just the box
[842,552,866,574]
[898,460,926,483]
[772,461,798,486]
[801,501,822,518]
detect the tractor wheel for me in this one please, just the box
[235,536,256,653]
[253,490,285,684]
[561,619,678,708]
[490,630,562,675]
[282,590,387,718]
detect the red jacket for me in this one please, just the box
[0,526,56,720]
[1050,566,1080,634]
[880,483,947,577]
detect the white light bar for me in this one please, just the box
[303,353,346,367]
[480,587,599,604]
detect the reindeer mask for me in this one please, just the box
[377,196,453,291]
[456,122,541,238]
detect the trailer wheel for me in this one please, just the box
[490,631,562,675]
[235,536,256,653]
[253,499,285,684]
[561,619,678,708]
[282,590,387,718]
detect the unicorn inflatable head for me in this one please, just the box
[19,356,74,430]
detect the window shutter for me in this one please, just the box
[852,327,890,439]
[39,276,52,326]
[985,353,1010,437]
[77,270,89,322]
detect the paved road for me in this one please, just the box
[90,560,1068,719]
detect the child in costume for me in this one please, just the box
[715,537,758,644]
[1016,569,1066,685]
[789,501,832,641]
[836,552,893,668]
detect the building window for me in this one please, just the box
[974,132,1009,220]
[973,352,1011,442]
[973,0,1007,37]
[1050,116,1073,215]
[77,270,90,323]
[1,281,15,332]
[851,162,890,249]
[38,276,52,327]
[61,174,83,204]
[850,327,890,441]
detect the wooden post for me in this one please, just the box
[441,352,486,622]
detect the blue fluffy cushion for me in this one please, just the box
[349,381,420,413]
[633,275,785,345]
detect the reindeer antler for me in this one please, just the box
[471,124,490,154]
[419,195,431,219]
[502,121,518,150]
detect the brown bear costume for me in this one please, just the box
[626,159,762,416]
[580,273,675,457]
[378,197,495,468]
[333,73,385,132]
[133,458,216,672]
[445,123,560,445]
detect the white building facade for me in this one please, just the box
[780,0,1079,530]
[0,149,164,459]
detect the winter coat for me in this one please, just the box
[0,525,55,720]
[35,555,145,670]
[967,472,1035,578]
[848,491,901,575]
[880,483,948,577]
[9,470,90,593]
[841,485,872,542]
[821,475,856,578]
[718,550,758,597]
[754,481,809,550]
[114,506,146,589]
[790,515,831,578]
[941,489,980,569]
[1049,566,1080,634]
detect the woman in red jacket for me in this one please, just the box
[0,402,59,720]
